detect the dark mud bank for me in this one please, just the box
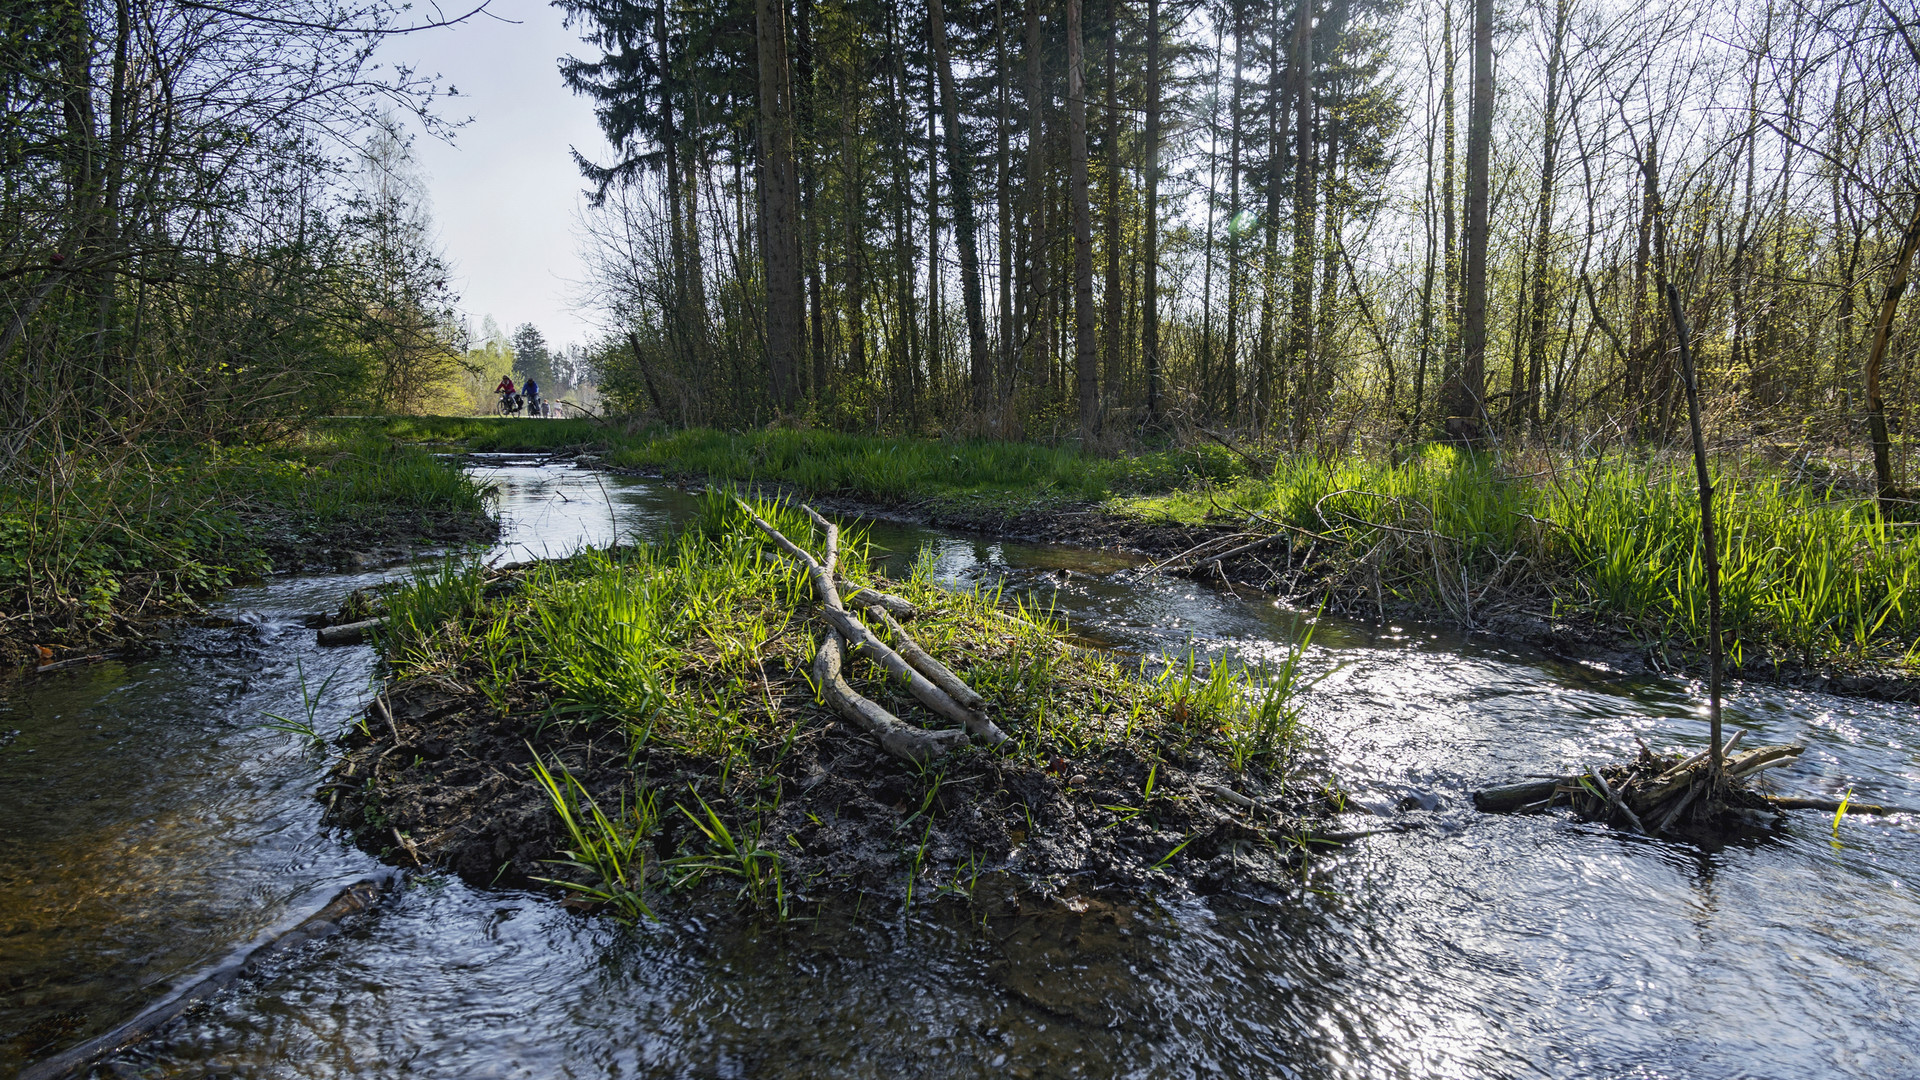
[325,672,1332,910]
[2,507,498,673]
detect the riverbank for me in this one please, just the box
[0,428,495,669]
[404,417,1920,701]
[326,492,1326,914]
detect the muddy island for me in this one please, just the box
[325,492,1333,916]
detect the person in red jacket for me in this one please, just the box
[495,375,517,396]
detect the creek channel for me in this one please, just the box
[3,457,1918,1078]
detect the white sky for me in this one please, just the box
[381,0,608,350]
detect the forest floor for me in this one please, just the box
[0,427,495,670]
[326,494,1331,916]
[390,416,1920,703]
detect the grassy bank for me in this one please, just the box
[379,415,1250,505]
[1,427,491,662]
[333,492,1318,916]
[1119,447,1920,669]
[382,416,1916,672]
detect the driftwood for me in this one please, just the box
[1588,764,1648,835]
[1763,795,1918,816]
[737,496,1005,763]
[317,618,384,645]
[816,605,1010,746]
[1472,779,1559,812]
[813,634,968,763]
[1474,738,1814,834]
[840,582,917,617]
[866,604,983,709]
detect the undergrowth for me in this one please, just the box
[0,428,489,650]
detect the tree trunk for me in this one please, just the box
[1285,0,1315,439]
[797,0,826,406]
[756,0,803,412]
[1452,0,1492,441]
[1521,0,1567,438]
[1199,22,1223,413]
[1021,0,1050,418]
[1866,201,1920,514]
[1102,0,1123,414]
[1256,0,1283,431]
[1068,0,1099,441]
[996,0,1016,430]
[929,0,993,427]
[1223,0,1247,424]
[1142,0,1163,423]
[1440,0,1458,396]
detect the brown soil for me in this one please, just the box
[324,670,1326,909]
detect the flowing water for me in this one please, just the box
[3,461,1917,1078]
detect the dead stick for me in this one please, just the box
[840,582,917,617]
[866,604,985,711]
[813,634,966,764]
[1656,730,1745,783]
[818,605,997,742]
[1764,795,1918,816]
[1190,533,1288,572]
[737,497,842,608]
[1589,764,1648,834]
[1654,779,1703,834]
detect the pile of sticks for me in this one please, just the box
[1475,735,1913,833]
[736,498,1009,765]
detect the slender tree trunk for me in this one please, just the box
[1866,201,1920,513]
[1142,0,1163,423]
[1102,0,1123,414]
[1453,0,1492,440]
[1223,0,1247,423]
[997,0,1016,429]
[842,78,867,383]
[1285,0,1315,439]
[1068,0,1098,441]
[1199,23,1224,409]
[928,65,942,399]
[1440,0,1459,390]
[798,0,828,407]
[656,0,692,381]
[887,2,919,423]
[1521,0,1567,438]
[1414,52,1438,441]
[756,0,803,411]
[1628,137,1657,430]
[1256,0,1282,431]
[1022,0,1050,415]
[929,0,993,426]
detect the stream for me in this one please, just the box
[4,459,1917,1078]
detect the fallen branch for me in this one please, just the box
[813,634,967,763]
[740,496,1001,751]
[318,617,383,645]
[1189,533,1288,572]
[737,497,841,612]
[1588,763,1647,835]
[840,582,917,617]
[819,605,1001,743]
[1764,795,1918,816]
[863,605,981,711]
